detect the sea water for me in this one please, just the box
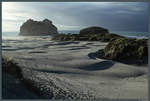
[2,31,149,39]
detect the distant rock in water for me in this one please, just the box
[80,26,109,35]
[19,19,58,36]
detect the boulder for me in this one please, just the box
[104,38,148,63]
[20,19,58,36]
[79,26,109,35]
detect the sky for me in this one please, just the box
[2,2,148,32]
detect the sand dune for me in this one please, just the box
[2,37,148,99]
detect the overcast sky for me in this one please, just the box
[2,2,148,32]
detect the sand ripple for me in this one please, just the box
[2,37,148,99]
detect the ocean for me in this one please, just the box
[2,31,149,39]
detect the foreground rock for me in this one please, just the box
[20,19,58,36]
[103,38,148,64]
[80,26,109,35]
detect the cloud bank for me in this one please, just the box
[2,2,148,32]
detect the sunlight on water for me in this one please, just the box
[2,32,52,40]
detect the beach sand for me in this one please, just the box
[2,36,148,99]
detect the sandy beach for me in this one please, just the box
[2,36,148,99]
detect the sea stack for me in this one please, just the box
[19,19,58,36]
[80,26,109,35]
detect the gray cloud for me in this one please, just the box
[2,2,148,32]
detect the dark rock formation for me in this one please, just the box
[20,19,58,36]
[104,38,148,64]
[79,26,109,35]
[52,33,123,42]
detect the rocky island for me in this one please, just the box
[80,26,109,35]
[19,19,58,36]
[52,26,124,42]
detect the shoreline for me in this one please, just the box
[2,31,149,40]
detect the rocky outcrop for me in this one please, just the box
[20,19,58,36]
[52,33,123,42]
[79,26,109,35]
[104,38,148,64]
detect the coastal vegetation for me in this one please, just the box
[2,55,23,78]
[103,38,148,64]
[2,55,41,99]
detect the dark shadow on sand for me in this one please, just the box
[29,51,47,54]
[69,47,90,50]
[88,49,105,60]
[106,72,146,78]
[58,45,87,49]
[88,49,148,66]
[2,45,11,48]
[39,42,80,48]
[55,41,80,45]
[32,69,87,75]
[79,61,115,71]
[2,47,38,51]
[91,45,107,47]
